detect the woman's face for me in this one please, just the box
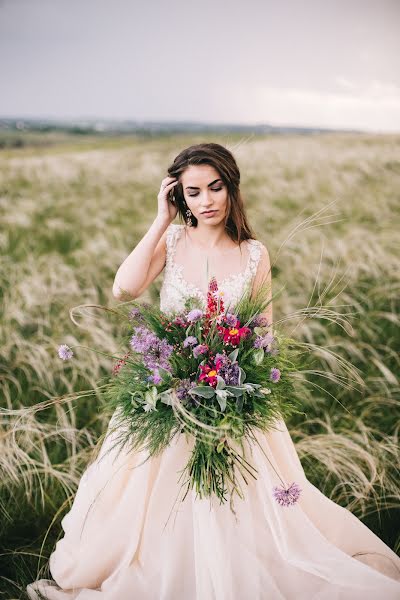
[180,164,229,226]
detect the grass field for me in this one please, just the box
[1,130,399,598]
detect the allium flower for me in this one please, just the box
[130,326,157,354]
[273,482,301,506]
[147,369,162,385]
[130,326,173,374]
[193,344,208,358]
[270,367,281,383]
[183,336,198,348]
[58,344,73,360]
[186,309,203,323]
[143,337,173,373]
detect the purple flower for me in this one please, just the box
[214,352,230,366]
[254,333,275,351]
[193,344,208,358]
[147,369,162,385]
[58,344,73,360]
[273,482,301,507]
[172,316,187,326]
[219,362,240,385]
[130,326,157,353]
[130,326,173,373]
[224,313,238,327]
[251,315,270,328]
[176,378,197,404]
[186,309,204,323]
[128,307,143,321]
[183,336,198,348]
[270,367,281,383]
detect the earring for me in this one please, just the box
[185,208,194,227]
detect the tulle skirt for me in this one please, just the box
[27,409,400,599]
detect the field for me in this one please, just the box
[1,131,399,598]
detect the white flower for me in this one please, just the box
[261,387,272,395]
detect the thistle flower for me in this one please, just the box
[254,332,275,352]
[251,315,270,328]
[58,344,73,360]
[273,482,302,506]
[128,307,143,321]
[183,335,198,348]
[224,313,238,327]
[193,343,208,358]
[186,309,203,323]
[270,367,281,382]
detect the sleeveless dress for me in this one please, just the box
[27,223,400,599]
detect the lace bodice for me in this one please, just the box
[159,223,263,315]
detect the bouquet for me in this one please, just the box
[60,275,309,511]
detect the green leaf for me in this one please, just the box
[225,385,245,398]
[216,440,225,453]
[236,396,244,412]
[216,375,226,389]
[253,348,265,365]
[189,386,216,398]
[157,366,172,381]
[216,393,227,412]
[228,348,239,362]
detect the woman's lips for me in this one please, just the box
[202,210,217,216]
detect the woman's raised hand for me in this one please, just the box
[157,176,179,224]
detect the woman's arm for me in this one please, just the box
[112,216,170,301]
[113,176,179,301]
[251,243,273,328]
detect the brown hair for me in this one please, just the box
[167,142,257,244]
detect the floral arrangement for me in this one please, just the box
[59,276,308,510]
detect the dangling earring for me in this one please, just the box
[185,208,194,227]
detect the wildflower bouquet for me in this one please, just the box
[67,275,307,509]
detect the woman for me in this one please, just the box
[27,143,400,599]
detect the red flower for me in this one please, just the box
[198,356,224,387]
[217,317,251,346]
[112,351,130,376]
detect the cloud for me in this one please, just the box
[230,80,400,132]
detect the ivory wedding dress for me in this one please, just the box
[27,223,400,599]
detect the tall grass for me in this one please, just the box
[1,131,399,598]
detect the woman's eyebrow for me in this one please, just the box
[185,178,222,190]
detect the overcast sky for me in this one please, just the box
[1,0,399,132]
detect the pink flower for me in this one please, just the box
[273,482,301,506]
[58,344,73,360]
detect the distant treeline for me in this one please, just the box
[0,117,360,149]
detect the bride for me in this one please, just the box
[27,143,400,599]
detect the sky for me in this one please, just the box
[0,0,399,133]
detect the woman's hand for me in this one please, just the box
[157,176,179,225]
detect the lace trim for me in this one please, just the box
[165,223,262,298]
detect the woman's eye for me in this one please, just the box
[188,187,223,197]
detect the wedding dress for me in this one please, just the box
[27,223,400,599]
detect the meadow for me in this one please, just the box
[0,130,399,598]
